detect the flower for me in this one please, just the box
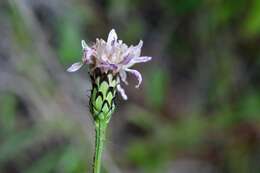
[67,29,152,100]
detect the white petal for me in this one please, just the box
[135,40,143,49]
[125,69,142,88]
[81,40,90,50]
[67,62,83,72]
[132,56,152,63]
[119,70,128,85]
[118,40,123,45]
[107,29,118,46]
[133,40,143,57]
[117,84,128,100]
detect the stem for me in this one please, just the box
[93,120,107,173]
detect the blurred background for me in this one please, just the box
[0,0,260,172]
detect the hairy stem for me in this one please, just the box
[93,120,107,173]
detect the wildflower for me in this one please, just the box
[67,29,151,173]
[67,29,152,100]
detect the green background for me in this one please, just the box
[0,0,260,172]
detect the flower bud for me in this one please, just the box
[89,69,118,123]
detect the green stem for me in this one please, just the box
[93,120,107,173]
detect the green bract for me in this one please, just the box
[89,69,118,125]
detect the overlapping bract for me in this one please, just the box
[89,69,117,122]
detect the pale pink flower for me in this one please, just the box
[67,29,152,100]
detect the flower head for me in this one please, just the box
[67,29,152,100]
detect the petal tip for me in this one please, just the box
[81,40,87,49]
[67,62,83,72]
[137,40,143,48]
[107,28,118,44]
[117,84,128,100]
[125,69,142,89]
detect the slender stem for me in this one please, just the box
[93,120,107,173]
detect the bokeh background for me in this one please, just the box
[1,0,260,173]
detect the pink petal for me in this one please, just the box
[125,68,142,88]
[117,84,128,100]
[120,54,134,65]
[97,62,118,71]
[107,29,118,46]
[119,70,128,85]
[124,56,152,68]
[82,48,94,63]
[120,41,146,67]
[67,62,83,72]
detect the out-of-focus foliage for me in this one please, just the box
[0,0,260,173]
